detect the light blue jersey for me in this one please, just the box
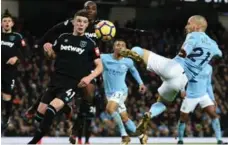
[186,64,214,100]
[101,53,143,97]
[174,32,222,80]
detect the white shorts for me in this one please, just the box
[147,52,188,102]
[107,91,127,113]
[180,93,214,113]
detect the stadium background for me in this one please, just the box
[1,0,228,141]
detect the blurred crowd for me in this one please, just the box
[2,20,228,138]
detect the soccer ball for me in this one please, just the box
[95,20,116,41]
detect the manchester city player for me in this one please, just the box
[101,39,147,145]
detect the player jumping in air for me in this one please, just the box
[101,39,147,145]
[177,64,226,144]
[118,15,222,144]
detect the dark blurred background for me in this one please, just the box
[1,0,228,137]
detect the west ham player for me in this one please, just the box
[1,13,27,130]
[28,9,103,144]
[23,1,100,144]
[118,15,222,142]
[101,39,146,145]
[177,64,226,144]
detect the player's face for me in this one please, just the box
[113,41,126,54]
[73,16,89,35]
[85,4,97,21]
[1,17,14,32]
[185,17,197,34]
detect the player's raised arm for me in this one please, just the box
[128,60,146,94]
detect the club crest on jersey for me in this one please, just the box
[120,64,127,71]
[9,35,16,41]
[64,39,68,43]
[80,41,87,48]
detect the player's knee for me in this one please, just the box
[50,98,65,112]
[180,112,189,122]
[2,93,12,101]
[208,111,219,119]
[120,114,129,122]
[37,102,48,114]
[106,101,117,114]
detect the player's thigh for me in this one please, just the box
[41,88,56,105]
[199,94,214,109]
[158,74,187,102]
[56,88,77,104]
[180,97,199,113]
[147,53,185,79]
[119,109,128,122]
[81,81,96,102]
[37,102,48,114]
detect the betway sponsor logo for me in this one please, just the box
[60,44,85,54]
[1,41,14,47]
[85,32,97,38]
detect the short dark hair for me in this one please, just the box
[74,9,89,20]
[114,38,128,48]
[1,10,13,21]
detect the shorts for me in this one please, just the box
[1,72,15,95]
[107,91,127,113]
[41,74,79,104]
[41,86,78,104]
[180,93,214,113]
[78,100,96,118]
[147,52,188,102]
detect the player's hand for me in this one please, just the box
[78,76,93,88]
[43,42,55,58]
[6,56,18,65]
[139,84,147,94]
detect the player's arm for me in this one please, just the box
[88,47,103,80]
[207,67,215,101]
[88,57,103,80]
[7,33,28,65]
[37,19,72,46]
[178,32,198,57]
[129,61,146,93]
[43,34,63,59]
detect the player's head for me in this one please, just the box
[84,1,97,21]
[113,39,127,54]
[73,9,89,35]
[185,15,208,34]
[1,13,14,32]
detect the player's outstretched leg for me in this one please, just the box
[119,47,144,62]
[28,98,66,144]
[136,101,167,136]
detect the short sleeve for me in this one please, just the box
[52,34,65,52]
[89,42,100,61]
